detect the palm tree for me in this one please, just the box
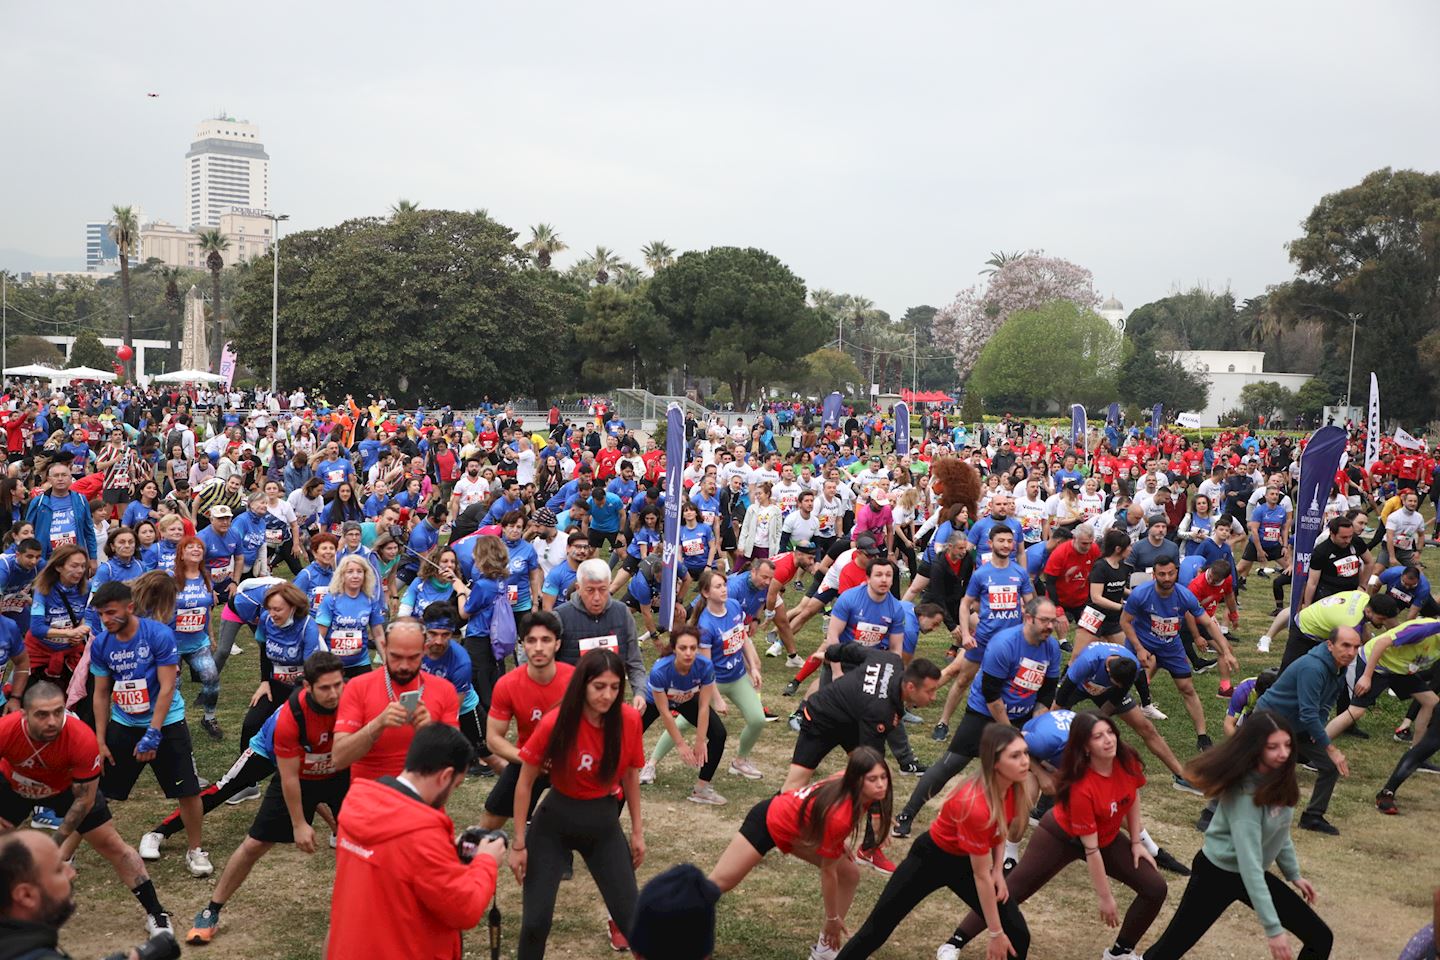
[109,205,139,380]
[159,267,184,371]
[390,199,420,218]
[640,241,675,275]
[588,246,621,285]
[613,264,645,292]
[980,250,1027,276]
[197,229,229,369]
[523,224,567,270]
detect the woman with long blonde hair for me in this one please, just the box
[316,554,384,678]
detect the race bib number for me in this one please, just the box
[978,551,993,566]
[112,678,151,715]
[665,685,698,704]
[720,623,749,656]
[8,771,53,800]
[302,751,335,776]
[1082,679,1109,696]
[579,634,619,654]
[1078,606,1105,633]
[1010,657,1047,694]
[0,592,26,614]
[1334,555,1362,578]
[507,584,519,605]
[987,585,1019,611]
[1152,615,1180,640]
[1396,535,1414,551]
[330,628,364,656]
[818,514,834,534]
[327,469,344,483]
[853,621,887,647]
[272,664,303,684]
[49,531,76,550]
[701,511,717,526]
[682,539,705,557]
[207,558,231,574]
[310,588,326,610]
[265,528,285,545]
[1262,524,1282,543]
[175,607,207,632]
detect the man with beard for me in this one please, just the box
[0,829,90,960]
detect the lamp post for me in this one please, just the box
[266,213,289,394]
[1302,303,1361,407]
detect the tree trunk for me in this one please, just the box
[210,271,223,371]
[119,255,133,382]
[168,303,182,372]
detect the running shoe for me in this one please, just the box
[786,654,805,668]
[200,717,224,742]
[856,846,896,875]
[783,679,801,697]
[1299,761,1319,774]
[789,714,801,733]
[1256,636,1272,653]
[1102,949,1143,960]
[1196,734,1214,752]
[1172,774,1203,796]
[607,918,630,952]
[937,942,963,960]
[903,711,923,725]
[186,847,214,878]
[898,761,927,776]
[1214,684,1234,700]
[1152,847,1191,876]
[139,832,163,861]
[688,785,727,806]
[890,814,913,839]
[1141,704,1168,721]
[1298,815,1339,836]
[728,758,763,780]
[765,640,784,658]
[639,762,656,785]
[1193,657,1218,674]
[809,940,839,960]
[186,909,218,945]
[763,707,781,722]
[29,807,61,830]
[1002,856,1018,874]
[229,643,244,657]
[1195,808,1214,833]
[1416,761,1440,775]
[224,784,261,806]
[1060,639,1073,653]
[931,721,950,741]
[1376,790,1399,815]
[147,912,174,940]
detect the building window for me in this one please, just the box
[1227,365,1235,372]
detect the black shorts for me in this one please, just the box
[619,553,643,574]
[248,772,350,843]
[1351,669,1433,709]
[1242,540,1284,562]
[0,777,111,834]
[587,529,622,550]
[483,761,551,820]
[342,663,372,680]
[791,705,856,771]
[99,721,201,801]
[807,585,840,605]
[1055,676,1137,715]
[947,709,997,758]
[737,797,777,856]
[915,560,932,580]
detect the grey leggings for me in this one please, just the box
[519,790,637,960]
[211,616,252,677]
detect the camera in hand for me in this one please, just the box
[456,826,508,864]
[100,932,182,960]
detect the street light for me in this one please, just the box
[266,213,289,394]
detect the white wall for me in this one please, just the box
[1166,350,1312,426]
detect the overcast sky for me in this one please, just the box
[5,1,1438,318]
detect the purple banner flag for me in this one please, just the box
[822,392,843,429]
[658,404,685,631]
[1289,425,1348,622]
[1070,404,1086,450]
[894,401,910,455]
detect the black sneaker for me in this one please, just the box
[1341,725,1370,740]
[890,814,912,839]
[898,761,927,776]
[1152,847,1192,876]
[931,721,949,742]
[1376,790,1399,815]
[1270,606,1283,617]
[1299,761,1319,774]
[1394,726,1414,744]
[1195,808,1214,833]
[1193,657,1218,674]
[1416,761,1440,775]
[782,679,801,697]
[200,717,224,742]
[1299,815,1340,836]
[763,707,781,723]
[1060,639,1073,653]
[1215,684,1235,700]
[1002,856,1018,874]
[1196,734,1214,752]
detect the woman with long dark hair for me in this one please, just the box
[26,544,94,688]
[944,712,1167,960]
[837,726,1031,960]
[510,647,645,960]
[324,481,362,534]
[710,746,890,960]
[1145,710,1331,960]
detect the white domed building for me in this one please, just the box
[1098,295,1127,333]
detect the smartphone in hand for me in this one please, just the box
[400,690,421,716]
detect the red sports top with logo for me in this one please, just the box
[930,779,1017,857]
[765,777,856,859]
[771,552,800,588]
[518,703,644,800]
[1186,571,1233,618]
[0,711,101,799]
[1054,759,1146,846]
[334,669,460,782]
[272,695,342,781]
[489,662,576,748]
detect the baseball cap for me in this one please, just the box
[1063,479,1081,492]
[855,533,882,556]
[534,508,558,528]
[208,504,232,519]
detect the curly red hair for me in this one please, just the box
[930,457,980,526]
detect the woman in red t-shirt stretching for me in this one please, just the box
[509,648,646,960]
[948,712,1168,960]
[836,725,1031,960]
[709,746,891,960]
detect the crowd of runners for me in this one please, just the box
[0,379,1437,960]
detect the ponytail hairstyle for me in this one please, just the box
[796,746,892,854]
[1056,712,1144,809]
[1101,527,1131,558]
[544,648,627,786]
[1183,709,1299,809]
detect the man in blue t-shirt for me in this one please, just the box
[826,566,906,654]
[584,487,627,552]
[314,442,354,494]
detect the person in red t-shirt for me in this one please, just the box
[510,647,646,956]
[839,727,1031,960]
[332,619,460,782]
[710,746,889,958]
[0,681,173,934]
[1043,524,1100,629]
[952,712,1168,960]
[1186,561,1239,698]
[479,611,574,830]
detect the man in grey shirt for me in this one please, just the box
[555,557,648,710]
[1127,514,1180,577]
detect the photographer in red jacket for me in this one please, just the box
[326,724,505,960]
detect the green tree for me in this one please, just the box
[159,267,184,371]
[1292,377,1333,420]
[197,229,229,369]
[587,246,621,286]
[960,386,984,423]
[641,241,676,274]
[980,250,1026,276]
[1274,167,1440,417]
[1117,343,1209,413]
[1123,288,1245,351]
[4,336,64,367]
[390,199,420,217]
[968,301,1121,414]
[573,285,674,391]
[647,246,825,409]
[612,265,645,292]
[898,305,954,391]
[69,330,111,369]
[229,209,580,404]
[523,224,566,270]
[1238,381,1295,421]
[109,205,139,381]
[798,348,861,399]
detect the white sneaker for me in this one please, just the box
[936,945,961,960]
[186,847,214,878]
[765,640,784,658]
[728,758,763,780]
[1102,949,1143,960]
[329,834,337,849]
[687,784,727,805]
[639,762,657,785]
[786,654,805,668]
[138,832,163,861]
[809,940,839,960]
[1256,636,1272,653]
[145,912,173,938]
[1141,703,1168,721]
[229,643,244,656]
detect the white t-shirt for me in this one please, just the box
[782,510,820,548]
[515,448,537,486]
[452,475,488,510]
[532,531,569,575]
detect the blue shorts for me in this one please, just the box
[965,632,994,665]
[1142,639,1193,678]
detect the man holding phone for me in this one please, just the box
[332,618,460,782]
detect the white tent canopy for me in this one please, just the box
[3,364,62,378]
[151,369,225,384]
[51,366,118,382]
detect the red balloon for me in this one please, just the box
[116,344,134,361]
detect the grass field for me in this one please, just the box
[56,539,1439,960]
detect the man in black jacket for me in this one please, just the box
[0,830,79,960]
[923,532,975,655]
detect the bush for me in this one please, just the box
[5,336,65,368]
[68,331,112,369]
[960,387,984,423]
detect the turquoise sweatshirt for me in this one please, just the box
[1202,774,1302,937]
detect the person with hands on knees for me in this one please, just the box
[325,723,504,960]
[637,624,727,805]
[239,583,322,748]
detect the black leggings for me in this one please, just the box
[463,635,506,717]
[519,791,638,960]
[240,680,296,748]
[835,831,1030,960]
[459,706,491,760]
[1143,850,1332,960]
[156,747,273,838]
[641,698,726,782]
[1384,715,1440,797]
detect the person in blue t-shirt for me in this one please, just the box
[88,580,207,869]
[420,605,497,774]
[611,505,661,597]
[316,556,386,677]
[0,540,43,638]
[314,443,354,493]
[826,568,906,654]
[1236,486,1291,582]
[540,533,590,612]
[1376,563,1432,616]
[198,506,243,599]
[241,583,322,748]
[500,513,542,616]
[893,596,1061,835]
[1122,556,1233,754]
[966,495,1025,565]
[583,486,627,553]
[638,624,727,805]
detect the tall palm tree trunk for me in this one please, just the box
[209,268,223,371]
[119,255,133,381]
